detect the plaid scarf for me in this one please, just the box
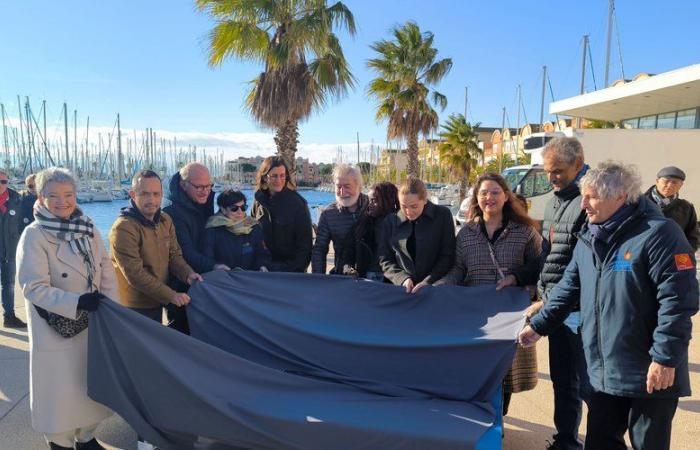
[34,203,97,289]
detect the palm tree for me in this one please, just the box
[438,114,482,202]
[196,0,356,178]
[367,22,452,178]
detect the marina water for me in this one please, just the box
[81,189,335,247]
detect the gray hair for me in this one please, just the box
[36,167,77,197]
[179,162,209,181]
[580,160,642,204]
[332,164,363,189]
[542,137,585,164]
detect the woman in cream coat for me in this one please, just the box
[17,167,118,450]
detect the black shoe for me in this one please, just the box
[48,443,73,450]
[75,438,106,450]
[3,315,27,328]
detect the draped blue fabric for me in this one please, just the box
[87,271,528,449]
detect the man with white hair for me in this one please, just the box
[312,164,368,274]
[520,161,699,450]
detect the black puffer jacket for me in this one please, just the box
[0,189,22,262]
[537,181,587,304]
[163,172,216,290]
[644,186,698,250]
[251,187,312,273]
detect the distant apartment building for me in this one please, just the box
[295,157,321,186]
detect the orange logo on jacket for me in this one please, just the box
[674,253,694,271]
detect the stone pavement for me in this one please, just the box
[2,284,699,450]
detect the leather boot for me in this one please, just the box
[75,438,107,450]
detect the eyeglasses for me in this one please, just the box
[0,180,8,185]
[226,204,247,213]
[478,189,504,198]
[187,181,213,191]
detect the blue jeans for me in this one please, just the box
[549,312,592,450]
[1,260,16,319]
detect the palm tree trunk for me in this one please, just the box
[407,132,420,178]
[274,119,299,184]
[459,166,469,203]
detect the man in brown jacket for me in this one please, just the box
[109,169,203,323]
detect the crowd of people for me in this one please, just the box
[0,136,698,450]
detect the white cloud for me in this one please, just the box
[1,115,381,164]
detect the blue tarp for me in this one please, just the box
[87,271,529,449]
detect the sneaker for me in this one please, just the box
[75,438,106,450]
[138,440,157,450]
[3,315,27,329]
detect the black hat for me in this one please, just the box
[657,166,686,181]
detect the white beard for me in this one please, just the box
[337,193,360,208]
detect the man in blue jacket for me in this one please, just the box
[163,162,227,334]
[519,161,699,450]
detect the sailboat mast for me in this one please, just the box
[604,0,614,87]
[539,65,547,127]
[117,113,123,182]
[63,102,70,170]
[578,35,589,127]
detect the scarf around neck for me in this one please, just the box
[34,203,97,288]
[206,212,257,235]
[0,190,9,214]
[651,187,677,207]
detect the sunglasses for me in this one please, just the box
[0,180,8,185]
[226,204,247,213]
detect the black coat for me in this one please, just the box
[378,201,456,285]
[163,172,216,291]
[251,187,312,273]
[538,181,587,303]
[644,186,698,250]
[0,189,22,262]
[203,221,271,271]
[19,191,37,234]
[337,214,388,278]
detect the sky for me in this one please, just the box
[1,0,699,163]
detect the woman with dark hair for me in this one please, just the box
[378,177,456,293]
[204,190,270,271]
[437,172,543,416]
[339,182,399,281]
[251,156,313,272]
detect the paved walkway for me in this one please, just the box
[2,284,699,450]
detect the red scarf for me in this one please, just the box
[0,190,8,214]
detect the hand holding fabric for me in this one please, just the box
[496,274,517,291]
[518,325,541,347]
[411,280,430,294]
[171,293,191,307]
[213,264,231,271]
[402,278,414,293]
[78,291,104,311]
[187,272,204,285]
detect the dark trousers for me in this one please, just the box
[1,260,16,318]
[166,303,190,335]
[585,391,678,450]
[549,323,591,450]
[129,306,163,323]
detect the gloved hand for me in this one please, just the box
[78,291,104,311]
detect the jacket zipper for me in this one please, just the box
[579,235,606,391]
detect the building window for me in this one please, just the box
[638,115,657,129]
[622,118,639,129]
[656,112,676,129]
[675,108,697,129]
